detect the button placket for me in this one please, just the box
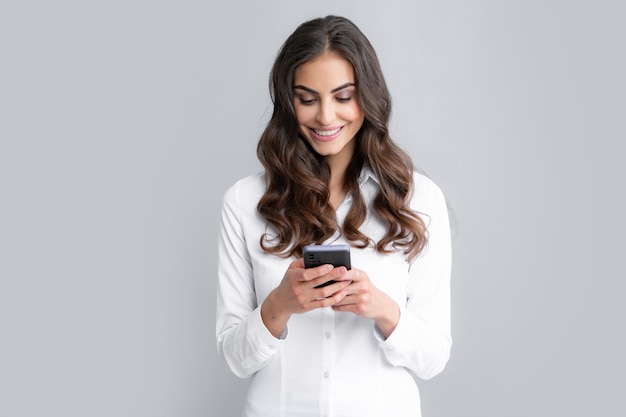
[319,307,335,416]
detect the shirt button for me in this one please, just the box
[325,332,331,339]
[269,345,276,350]
[323,372,329,378]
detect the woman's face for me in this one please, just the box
[293,52,365,166]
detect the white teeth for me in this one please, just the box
[313,127,341,136]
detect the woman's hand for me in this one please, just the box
[331,268,401,339]
[261,258,351,338]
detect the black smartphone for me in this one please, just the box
[302,244,351,288]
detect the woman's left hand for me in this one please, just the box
[331,268,400,338]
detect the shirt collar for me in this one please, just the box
[358,164,380,187]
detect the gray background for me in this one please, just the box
[1,1,624,416]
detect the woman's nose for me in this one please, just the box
[315,100,335,125]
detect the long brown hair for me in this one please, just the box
[257,15,427,261]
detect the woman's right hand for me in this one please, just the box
[260,258,350,338]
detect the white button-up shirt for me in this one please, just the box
[216,167,452,417]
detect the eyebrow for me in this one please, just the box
[293,82,355,95]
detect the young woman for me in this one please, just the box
[216,15,451,417]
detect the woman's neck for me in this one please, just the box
[326,148,353,210]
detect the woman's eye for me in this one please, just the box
[297,96,317,105]
[336,95,353,103]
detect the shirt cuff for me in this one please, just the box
[249,306,286,352]
[375,307,414,353]
[237,307,285,373]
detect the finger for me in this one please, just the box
[301,263,335,282]
[289,258,305,269]
[332,303,357,313]
[314,279,351,298]
[306,264,349,284]
[332,291,370,306]
[342,268,366,284]
[310,269,352,290]
[331,294,356,308]
[332,296,368,315]
[312,287,349,308]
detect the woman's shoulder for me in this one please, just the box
[412,170,444,194]
[228,171,266,191]
[222,171,267,205]
[411,170,447,209]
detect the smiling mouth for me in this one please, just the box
[312,126,342,136]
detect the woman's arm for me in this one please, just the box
[379,175,452,380]
[215,183,283,379]
[215,180,353,377]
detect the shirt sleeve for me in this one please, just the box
[377,175,452,380]
[215,182,283,379]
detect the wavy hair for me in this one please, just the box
[257,15,427,261]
